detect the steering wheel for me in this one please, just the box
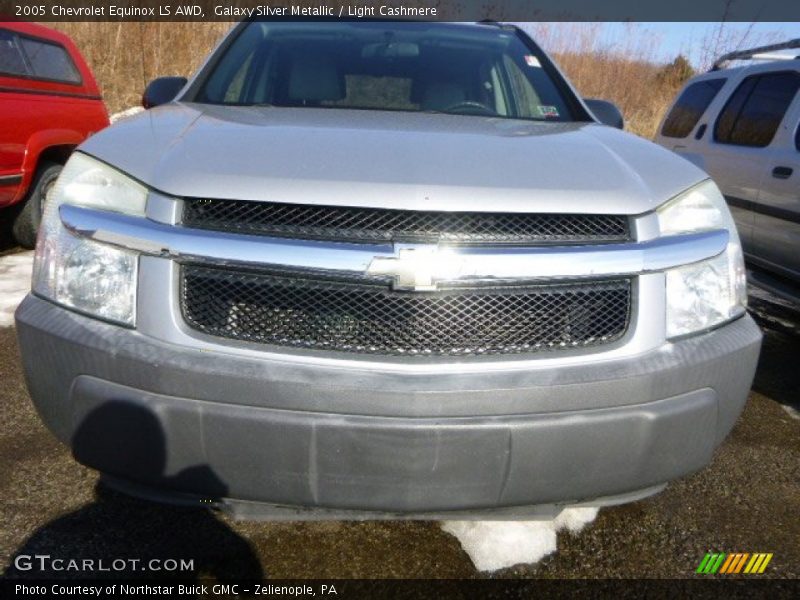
[442,101,496,116]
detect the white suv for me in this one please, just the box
[655,41,800,297]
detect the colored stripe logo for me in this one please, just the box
[696,553,773,574]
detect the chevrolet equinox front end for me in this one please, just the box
[15,21,762,517]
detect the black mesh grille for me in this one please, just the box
[182,199,630,245]
[180,266,632,357]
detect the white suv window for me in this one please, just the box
[714,71,800,147]
[661,78,727,138]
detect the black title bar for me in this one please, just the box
[2,0,800,22]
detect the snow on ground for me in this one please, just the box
[441,507,599,572]
[0,251,33,327]
[110,106,145,124]
[782,404,800,421]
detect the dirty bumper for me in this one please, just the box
[15,295,761,516]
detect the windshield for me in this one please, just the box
[195,21,579,122]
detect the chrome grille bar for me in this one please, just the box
[60,203,729,283]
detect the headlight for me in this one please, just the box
[32,153,145,326]
[658,180,746,338]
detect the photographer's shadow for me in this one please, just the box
[5,401,264,582]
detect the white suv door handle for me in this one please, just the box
[772,166,793,179]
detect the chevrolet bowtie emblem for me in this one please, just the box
[366,245,444,291]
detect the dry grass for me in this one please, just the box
[47,22,780,139]
[525,23,687,138]
[51,23,233,113]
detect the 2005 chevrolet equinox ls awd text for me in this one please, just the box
[16,21,762,518]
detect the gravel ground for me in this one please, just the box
[0,286,798,580]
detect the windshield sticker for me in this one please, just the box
[524,55,541,68]
[537,105,560,118]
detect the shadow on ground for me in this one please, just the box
[748,278,800,416]
[3,400,263,582]
[0,207,20,255]
[752,328,800,414]
[4,483,264,582]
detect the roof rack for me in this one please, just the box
[476,19,516,31]
[711,39,800,71]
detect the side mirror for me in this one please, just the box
[584,98,624,130]
[142,77,188,109]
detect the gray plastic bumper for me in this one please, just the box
[15,295,761,514]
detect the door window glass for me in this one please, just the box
[0,30,27,77]
[715,72,800,147]
[18,36,81,84]
[661,78,726,138]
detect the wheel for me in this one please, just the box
[12,161,62,249]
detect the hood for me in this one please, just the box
[81,103,707,215]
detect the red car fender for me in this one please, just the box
[14,128,87,203]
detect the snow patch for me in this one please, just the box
[441,520,557,572]
[442,507,599,572]
[110,106,145,124]
[0,251,34,327]
[781,404,800,421]
[554,505,599,533]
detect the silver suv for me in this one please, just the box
[655,41,800,299]
[16,21,761,518]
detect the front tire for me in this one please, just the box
[12,162,62,249]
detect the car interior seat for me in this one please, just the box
[287,55,346,105]
[421,81,468,111]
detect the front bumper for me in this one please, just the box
[15,294,761,516]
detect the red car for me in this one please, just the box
[0,22,108,247]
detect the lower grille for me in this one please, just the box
[180,266,631,357]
